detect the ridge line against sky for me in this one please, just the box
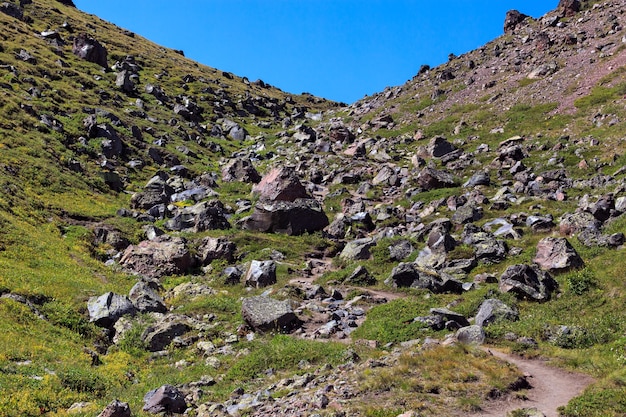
[73,1,556,104]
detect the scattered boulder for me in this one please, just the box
[97,400,131,417]
[244,260,277,288]
[559,212,600,236]
[222,158,261,183]
[451,204,483,225]
[87,292,136,328]
[120,236,194,279]
[499,264,558,301]
[456,325,486,345]
[165,200,230,232]
[344,265,377,285]
[143,385,187,414]
[388,240,415,261]
[243,199,329,235]
[504,10,530,33]
[386,263,463,293]
[242,296,301,332]
[417,167,456,190]
[475,299,518,327]
[252,166,309,202]
[340,237,376,261]
[463,172,490,188]
[72,33,108,68]
[115,70,135,94]
[129,280,167,313]
[130,174,175,210]
[142,315,191,352]
[197,237,236,265]
[533,237,583,272]
[428,136,456,158]
[462,225,508,264]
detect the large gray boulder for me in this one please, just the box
[120,236,194,279]
[142,315,191,352]
[533,237,583,272]
[499,264,558,301]
[129,280,167,313]
[88,292,136,328]
[244,260,277,288]
[456,325,485,345]
[559,212,600,236]
[252,166,309,202]
[143,385,187,414]
[243,199,329,235]
[340,237,376,261]
[72,33,108,68]
[242,296,301,332]
[475,299,518,327]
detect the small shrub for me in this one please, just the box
[58,368,106,396]
[567,269,596,295]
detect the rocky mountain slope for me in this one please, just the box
[0,0,625,416]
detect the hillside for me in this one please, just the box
[0,0,625,416]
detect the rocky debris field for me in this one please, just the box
[0,0,625,416]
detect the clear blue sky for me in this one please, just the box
[73,1,556,104]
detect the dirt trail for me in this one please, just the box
[475,349,594,417]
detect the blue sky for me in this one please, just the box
[73,1,556,104]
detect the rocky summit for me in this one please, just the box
[0,0,625,416]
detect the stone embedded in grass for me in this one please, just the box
[456,325,485,345]
[340,237,376,261]
[141,315,192,352]
[242,296,301,332]
[221,157,261,183]
[475,299,519,327]
[129,280,167,313]
[416,167,457,190]
[87,292,136,328]
[533,237,583,272]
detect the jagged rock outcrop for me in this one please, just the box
[72,33,108,67]
[499,264,558,301]
[503,10,530,33]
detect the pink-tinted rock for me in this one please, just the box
[252,166,309,202]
